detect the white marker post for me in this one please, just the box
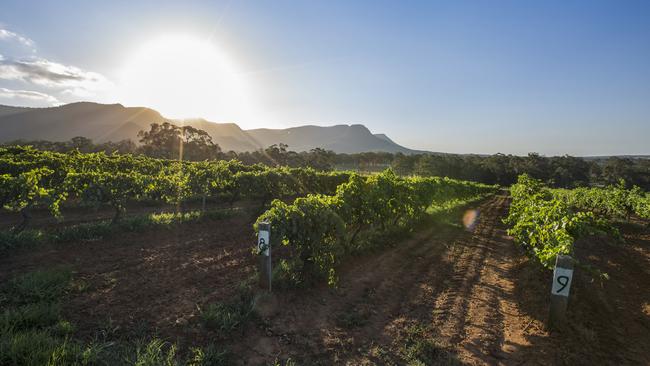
[257,222,271,291]
[549,254,574,329]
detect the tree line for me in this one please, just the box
[4,122,649,190]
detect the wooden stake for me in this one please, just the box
[257,222,271,291]
[549,254,574,330]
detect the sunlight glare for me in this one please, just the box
[117,34,258,124]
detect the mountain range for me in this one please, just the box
[0,102,420,154]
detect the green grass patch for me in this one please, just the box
[1,302,61,329]
[200,299,254,336]
[132,338,178,366]
[427,193,492,216]
[0,267,236,365]
[187,344,232,366]
[0,230,44,252]
[0,208,239,253]
[200,284,255,336]
[4,267,72,304]
[0,267,80,366]
[0,327,113,366]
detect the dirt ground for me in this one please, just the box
[0,212,259,345]
[1,194,649,365]
[232,195,650,365]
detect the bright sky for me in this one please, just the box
[1,0,649,155]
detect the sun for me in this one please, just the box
[117,34,257,123]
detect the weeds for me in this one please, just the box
[0,229,44,252]
[133,338,177,366]
[270,358,297,366]
[1,302,61,329]
[336,305,371,329]
[4,267,72,304]
[0,328,60,366]
[0,208,237,253]
[200,299,254,335]
[187,344,231,366]
[0,268,236,365]
[0,267,75,365]
[399,325,459,366]
[53,320,75,336]
[201,283,255,336]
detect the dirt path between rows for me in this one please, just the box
[234,194,650,365]
[233,195,548,365]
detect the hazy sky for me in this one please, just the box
[1,1,649,155]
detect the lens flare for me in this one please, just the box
[463,209,480,231]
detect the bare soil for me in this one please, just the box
[232,195,650,365]
[0,213,259,345]
[1,194,649,365]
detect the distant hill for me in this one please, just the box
[0,105,32,118]
[582,155,650,161]
[0,102,165,143]
[175,118,260,152]
[246,125,421,154]
[0,102,420,154]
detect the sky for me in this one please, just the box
[1,0,649,156]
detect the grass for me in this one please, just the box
[4,267,73,303]
[0,267,234,366]
[269,358,297,366]
[1,302,62,329]
[0,207,239,253]
[133,338,178,366]
[122,340,231,366]
[0,267,76,366]
[336,304,371,329]
[0,229,44,252]
[200,284,255,336]
[399,325,459,366]
[54,208,237,243]
[427,193,493,216]
[187,344,232,366]
[1,328,60,365]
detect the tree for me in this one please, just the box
[137,122,222,161]
[522,153,551,181]
[549,155,591,187]
[601,157,634,186]
[69,136,95,152]
[391,153,415,175]
[264,143,290,166]
[305,148,335,171]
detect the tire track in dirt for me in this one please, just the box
[425,194,538,364]
[235,214,461,364]
[319,224,455,360]
[237,193,650,365]
[236,195,536,365]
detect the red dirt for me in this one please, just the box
[231,195,650,365]
[0,213,259,344]
[1,194,649,364]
